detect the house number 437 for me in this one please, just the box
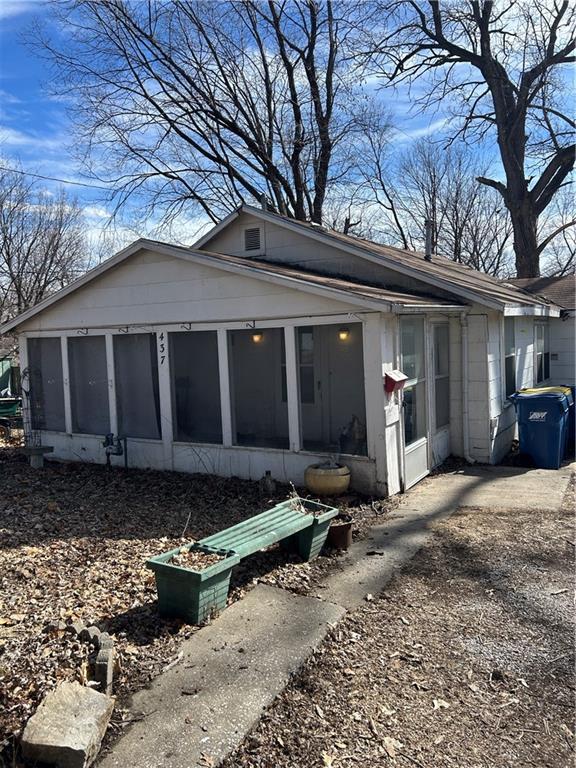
[159,332,166,365]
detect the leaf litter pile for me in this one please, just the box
[170,548,224,569]
[0,451,391,760]
[223,481,575,768]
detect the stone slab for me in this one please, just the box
[98,584,344,768]
[22,681,114,768]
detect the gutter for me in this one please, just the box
[460,312,475,464]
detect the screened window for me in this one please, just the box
[68,336,110,435]
[534,324,550,384]
[504,318,516,397]
[114,334,161,439]
[400,318,426,445]
[170,331,222,444]
[298,327,315,404]
[297,323,367,455]
[434,325,450,430]
[27,337,66,431]
[228,327,288,449]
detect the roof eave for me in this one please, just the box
[238,205,528,312]
[0,239,149,335]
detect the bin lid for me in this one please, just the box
[511,386,573,406]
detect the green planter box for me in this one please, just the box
[146,544,240,625]
[279,500,338,561]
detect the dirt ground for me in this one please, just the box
[0,451,391,763]
[223,476,575,768]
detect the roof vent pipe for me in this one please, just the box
[424,219,433,262]
[260,193,268,212]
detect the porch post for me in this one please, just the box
[217,329,233,446]
[60,335,72,434]
[284,326,301,452]
[362,313,392,496]
[156,329,174,470]
[105,334,118,435]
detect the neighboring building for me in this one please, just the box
[507,275,575,387]
[0,205,562,495]
[0,339,19,396]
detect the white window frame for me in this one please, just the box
[534,322,550,385]
[502,316,516,401]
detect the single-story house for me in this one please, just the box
[0,205,563,495]
[506,274,575,387]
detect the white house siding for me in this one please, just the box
[550,314,575,386]
[448,316,464,457]
[515,316,536,390]
[467,314,491,462]
[17,249,362,333]
[205,212,460,301]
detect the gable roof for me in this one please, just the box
[194,205,558,314]
[506,275,575,310]
[0,238,465,335]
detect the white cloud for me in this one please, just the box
[391,117,451,144]
[0,125,65,151]
[0,0,44,20]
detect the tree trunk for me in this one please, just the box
[507,194,540,277]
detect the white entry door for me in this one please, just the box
[400,317,429,489]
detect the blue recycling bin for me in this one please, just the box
[568,386,576,451]
[509,387,573,469]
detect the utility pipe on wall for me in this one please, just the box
[460,312,475,464]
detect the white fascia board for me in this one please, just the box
[189,209,241,249]
[503,304,561,317]
[238,205,540,312]
[390,303,466,314]
[0,240,149,335]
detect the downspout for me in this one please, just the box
[460,312,475,464]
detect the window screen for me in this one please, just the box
[27,337,65,431]
[297,323,367,455]
[114,333,161,439]
[170,331,222,444]
[228,327,288,449]
[68,336,110,435]
[400,317,426,447]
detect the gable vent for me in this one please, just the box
[244,227,261,251]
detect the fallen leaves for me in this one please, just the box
[0,453,387,760]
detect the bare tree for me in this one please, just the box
[367,0,575,277]
[360,138,513,275]
[37,0,373,227]
[0,166,87,322]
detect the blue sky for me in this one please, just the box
[0,0,141,250]
[0,0,457,248]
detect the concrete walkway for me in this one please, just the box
[98,463,573,767]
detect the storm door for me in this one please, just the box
[400,317,429,488]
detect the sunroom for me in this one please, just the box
[3,239,468,496]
